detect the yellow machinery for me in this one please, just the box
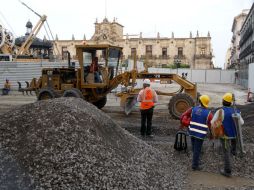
[24,44,197,119]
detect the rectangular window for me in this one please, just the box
[146,45,152,58]
[162,47,167,58]
[178,47,183,57]
[131,48,136,58]
[201,48,206,55]
[62,46,68,60]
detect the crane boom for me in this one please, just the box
[16,15,47,56]
[15,1,47,56]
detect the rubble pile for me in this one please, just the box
[236,103,254,143]
[0,98,187,189]
[237,103,254,127]
[194,139,254,180]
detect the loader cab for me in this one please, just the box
[76,44,122,88]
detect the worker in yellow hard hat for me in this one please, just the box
[180,94,213,171]
[211,92,244,177]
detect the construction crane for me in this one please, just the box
[16,1,47,56]
[0,1,58,59]
[0,25,15,54]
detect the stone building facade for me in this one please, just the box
[227,9,249,69]
[53,18,213,69]
[239,3,254,88]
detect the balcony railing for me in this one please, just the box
[159,55,170,59]
[140,55,158,59]
[174,55,186,59]
[239,43,252,59]
[194,54,213,59]
[239,26,253,46]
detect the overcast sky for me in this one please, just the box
[0,0,253,68]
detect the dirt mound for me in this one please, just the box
[0,98,186,189]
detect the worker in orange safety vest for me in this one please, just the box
[137,79,158,137]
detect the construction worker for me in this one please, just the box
[180,95,213,170]
[137,79,158,137]
[212,93,244,177]
[90,57,101,83]
[2,79,11,95]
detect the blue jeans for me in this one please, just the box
[220,138,232,174]
[191,136,204,169]
[2,88,10,95]
[94,71,101,83]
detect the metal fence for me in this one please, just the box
[148,68,235,84]
[0,61,236,90]
[0,61,70,90]
[248,63,254,92]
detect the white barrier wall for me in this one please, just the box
[0,61,69,90]
[149,68,235,84]
[206,70,221,83]
[221,70,235,84]
[249,63,254,92]
[0,61,236,90]
[191,70,206,83]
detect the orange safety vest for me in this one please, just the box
[140,87,155,110]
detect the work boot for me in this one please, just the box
[192,166,203,171]
[146,134,154,138]
[231,150,236,156]
[220,169,231,177]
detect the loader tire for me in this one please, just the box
[63,88,83,98]
[93,96,107,109]
[169,93,195,119]
[38,88,56,101]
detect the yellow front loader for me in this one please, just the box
[22,44,197,119]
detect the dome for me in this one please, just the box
[103,18,109,23]
[26,20,33,29]
[15,36,52,48]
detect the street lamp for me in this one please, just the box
[174,58,181,74]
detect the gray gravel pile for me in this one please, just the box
[151,138,254,180]
[237,103,254,127]
[0,97,187,190]
[237,103,254,144]
[199,141,254,179]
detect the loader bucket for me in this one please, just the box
[124,95,138,115]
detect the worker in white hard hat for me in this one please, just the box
[180,95,213,171]
[137,79,158,137]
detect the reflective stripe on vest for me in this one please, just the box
[188,106,210,139]
[140,87,154,109]
[189,121,208,129]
